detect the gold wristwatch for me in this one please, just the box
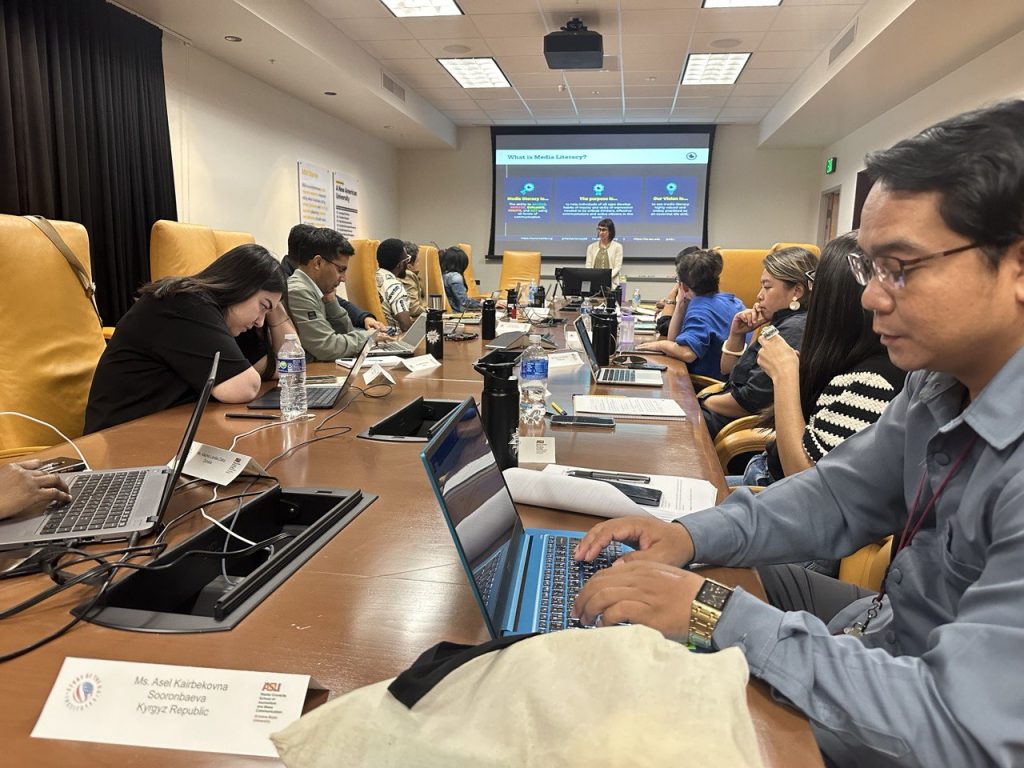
[688,579,734,649]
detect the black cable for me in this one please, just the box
[155,487,275,544]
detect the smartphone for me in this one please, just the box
[37,456,87,474]
[601,480,663,507]
[306,375,341,386]
[642,363,668,372]
[550,414,615,428]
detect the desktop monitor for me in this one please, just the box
[559,267,612,298]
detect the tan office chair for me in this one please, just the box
[458,243,484,299]
[0,215,107,457]
[149,219,255,280]
[839,537,893,591]
[770,242,821,259]
[347,238,385,323]
[718,249,770,308]
[420,245,450,312]
[498,250,541,292]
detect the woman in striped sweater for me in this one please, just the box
[734,231,905,493]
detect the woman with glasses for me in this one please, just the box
[585,218,623,287]
[85,244,295,433]
[731,233,905,525]
[699,246,818,439]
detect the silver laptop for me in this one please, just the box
[0,355,220,551]
[368,313,427,357]
[574,316,664,387]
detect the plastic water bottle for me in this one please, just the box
[618,275,628,307]
[618,311,636,351]
[518,335,548,426]
[631,287,642,311]
[527,279,537,306]
[278,333,308,420]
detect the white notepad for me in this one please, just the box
[573,395,686,420]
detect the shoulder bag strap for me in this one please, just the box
[23,214,103,326]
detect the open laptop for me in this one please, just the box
[0,354,220,551]
[574,316,664,387]
[368,312,427,357]
[248,336,372,410]
[421,397,628,637]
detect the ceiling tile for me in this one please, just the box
[620,0,702,8]
[730,81,791,97]
[309,0,391,20]
[563,70,623,87]
[516,86,571,99]
[497,55,552,74]
[393,71,460,89]
[677,84,734,98]
[359,39,432,59]
[759,28,841,51]
[417,38,494,57]
[543,10,619,33]
[773,4,860,31]
[625,96,675,108]
[487,36,545,57]
[675,95,728,108]
[620,9,698,36]
[725,94,777,107]
[575,98,625,110]
[623,83,680,98]
[416,87,475,103]
[619,35,692,56]
[528,103,580,116]
[400,16,482,39]
[458,0,532,14]
[471,13,549,38]
[464,87,519,101]
[538,0,622,14]
[380,57,441,76]
[339,17,413,41]
[536,117,585,124]
[623,108,671,119]
[626,51,686,71]
[621,69,680,85]
[737,66,803,84]
[695,8,778,33]
[506,71,566,88]
[687,30,764,51]
[747,49,818,69]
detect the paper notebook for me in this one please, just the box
[572,395,686,420]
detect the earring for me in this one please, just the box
[789,298,801,311]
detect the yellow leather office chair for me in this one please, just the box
[458,243,484,299]
[420,245,450,312]
[770,242,821,259]
[840,537,893,591]
[718,248,769,308]
[149,220,255,281]
[0,215,107,457]
[347,238,385,323]
[689,374,723,394]
[498,250,541,292]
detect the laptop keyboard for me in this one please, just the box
[539,536,625,632]
[475,551,502,604]
[307,387,341,408]
[373,341,407,354]
[601,368,637,383]
[39,471,147,536]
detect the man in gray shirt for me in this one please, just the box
[573,100,1024,767]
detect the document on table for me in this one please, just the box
[573,395,686,420]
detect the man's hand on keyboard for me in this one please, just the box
[574,515,694,567]
[0,461,72,520]
[571,560,704,642]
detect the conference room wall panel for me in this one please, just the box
[819,27,1024,234]
[162,39,400,258]
[398,124,820,297]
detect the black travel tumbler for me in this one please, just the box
[474,352,519,470]
[590,307,617,367]
[426,308,444,360]
[481,299,497,340]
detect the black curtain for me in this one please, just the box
[0,0,177,322]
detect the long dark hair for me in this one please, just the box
[140,243,286,307]
[760,231,883,427]
[440,246,469,276]
[597,218,615,241]
[796,231,883,420]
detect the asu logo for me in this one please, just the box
[426,329,441,345]
[262,681,282,692]
[64,673,102,711]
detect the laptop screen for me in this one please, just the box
[574,316,601,377]
[421,398,519,634]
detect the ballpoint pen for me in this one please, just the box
[225,412,278,420]
[549,401,567,416]
[566,470,650,484]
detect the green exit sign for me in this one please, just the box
[825,156,838,174]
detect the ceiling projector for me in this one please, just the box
[544,18,603,70]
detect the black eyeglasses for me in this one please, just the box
[847,242,980,290]
[610,354,647,368]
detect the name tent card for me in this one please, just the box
[401,354,442,373]
[32,657,318,757]
[362,364,396,387]
[181,443,266,487]
[518,436,556,464]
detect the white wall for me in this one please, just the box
[399,124,820,298]
[819,28,1024,233]
[163,40,400,256]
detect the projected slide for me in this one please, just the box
[492,129,713,261]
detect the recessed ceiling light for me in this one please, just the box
[324,91,337,96]
[224,35,243,42]
[379,0,463,17]
[438,58,510,88]
[702,0,781,8]
[646,76,657,82]
[681,52,751,85]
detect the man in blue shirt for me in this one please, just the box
[638,248,744,380]
[574,100,1024,767]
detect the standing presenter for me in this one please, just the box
[585,218,623,287]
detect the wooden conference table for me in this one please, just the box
[1,319,822,767]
